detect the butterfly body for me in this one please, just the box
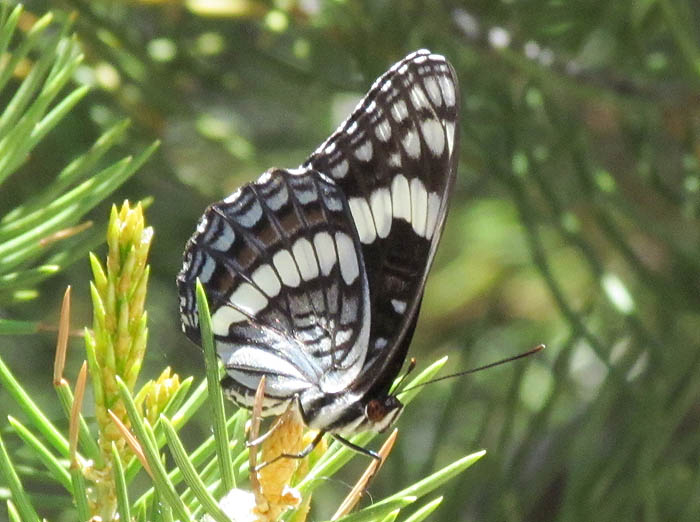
[178,49,459,436]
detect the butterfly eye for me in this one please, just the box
[365,399,388,423]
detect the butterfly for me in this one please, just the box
[177,49,459,455]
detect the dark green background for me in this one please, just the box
[4,1,700,520]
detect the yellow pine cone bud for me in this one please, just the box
[84,200,155,521]
[90,201,152,389]
[87,200,154,466]
[286,430,327,522]
[257,408,306,520]
[135,367,181,425]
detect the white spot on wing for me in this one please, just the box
[223,190,241,204]
[324,193,343,212]
[438,75,456,107]
[335,328,352,346]
[272,249,301,287]
[424,77,443,106]
[421,118,445,156]
[292,237,319,281]
[225,347,308,383]
[313,231,336,276]
[391,99,409,122]
[266,184,289,210]
[237,200,263,228]
[199,257,215,282]
[349,197,377,244]
[425,191,441,239]
[229,282,268,316]
[370,187,392,238]
[251,264,281,297]
[256,171,273,184]
[391,174,411,222]
[375,119,391,142]
[354,140,373,162]
[210,226,235,252]
[335,232,360,284]
[410,85,430,110]
[295,187,318,204]
[331,160,349,179]
[402,126,421,159]
[410,177,428,237]
[391,299,407,314]
[445,121,456,155]
[211,306,246,335]
[375,337,388,349]
[389,153,401,167]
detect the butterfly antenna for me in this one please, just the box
[391,357,417,394]
[399,344,545,394]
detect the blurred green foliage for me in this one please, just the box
[2,0,700,521]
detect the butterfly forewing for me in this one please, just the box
[303,50,460,388]
[178,168,371,414]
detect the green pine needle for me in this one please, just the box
[112,442,131,522]
[6,416,72,492]
[402,497,444,522]
[0,431,41,522]
[195,278,236,491]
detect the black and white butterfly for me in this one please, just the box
[177,50,459,448]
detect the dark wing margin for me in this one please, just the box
[303,49,460,387]
[177,168,371,413]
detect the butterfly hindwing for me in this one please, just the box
[178,168,371,414]
[303,50,460,379]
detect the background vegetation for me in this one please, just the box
[2,0,700,521]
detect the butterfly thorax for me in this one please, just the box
[299,385,404,435]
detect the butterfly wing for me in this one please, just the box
[178,49,459,432]
[178,168,371,414]
[303,50,460,390]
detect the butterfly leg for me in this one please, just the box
[254,430,326,471]
[331,434,382,461]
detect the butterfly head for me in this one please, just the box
[364,394,404,433]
